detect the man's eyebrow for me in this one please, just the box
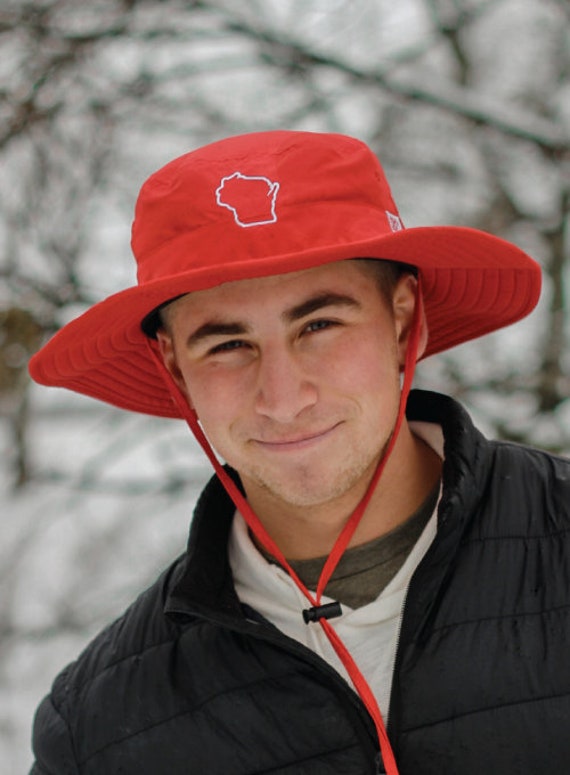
[186,321,249,348]
[283,292,361,323]
[186,292,360,347]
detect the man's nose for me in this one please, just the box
[254,347,318,423]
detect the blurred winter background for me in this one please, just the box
[0,0,569,770]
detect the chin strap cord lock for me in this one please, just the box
[302,601,343,623]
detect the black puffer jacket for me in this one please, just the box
[30,391,570,774]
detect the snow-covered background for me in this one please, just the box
[1,0,569,771]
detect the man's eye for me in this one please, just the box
[209,340,245,354]
[305,319,335,333]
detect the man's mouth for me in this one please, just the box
[252,423,343,451]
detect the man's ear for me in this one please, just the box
[155,329,193,404]
[393,274,428,367]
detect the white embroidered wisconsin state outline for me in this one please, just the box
[216,172,280,228]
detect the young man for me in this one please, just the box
[29,131,570,774]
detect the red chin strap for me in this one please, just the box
[148,278,424,775]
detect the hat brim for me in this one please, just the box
[29,225,541,418]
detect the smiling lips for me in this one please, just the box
[253,423,343,451]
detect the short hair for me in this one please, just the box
[141,296,185,339]
[354,258,417,304]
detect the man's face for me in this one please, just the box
[157,260,417,517]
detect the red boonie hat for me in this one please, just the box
[29,130,541,418]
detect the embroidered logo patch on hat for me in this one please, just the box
[216,172,280,227]
[386,211,403,232]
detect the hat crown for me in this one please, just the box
[131,131,401,287]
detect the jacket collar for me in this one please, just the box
[165,465,246,624]
[165,389,492,624]
[406,389,490,535]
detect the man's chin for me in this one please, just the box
[241,464,373,512]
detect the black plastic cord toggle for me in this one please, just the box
[302,601,343,623]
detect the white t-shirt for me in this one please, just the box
[228,421,444,723]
